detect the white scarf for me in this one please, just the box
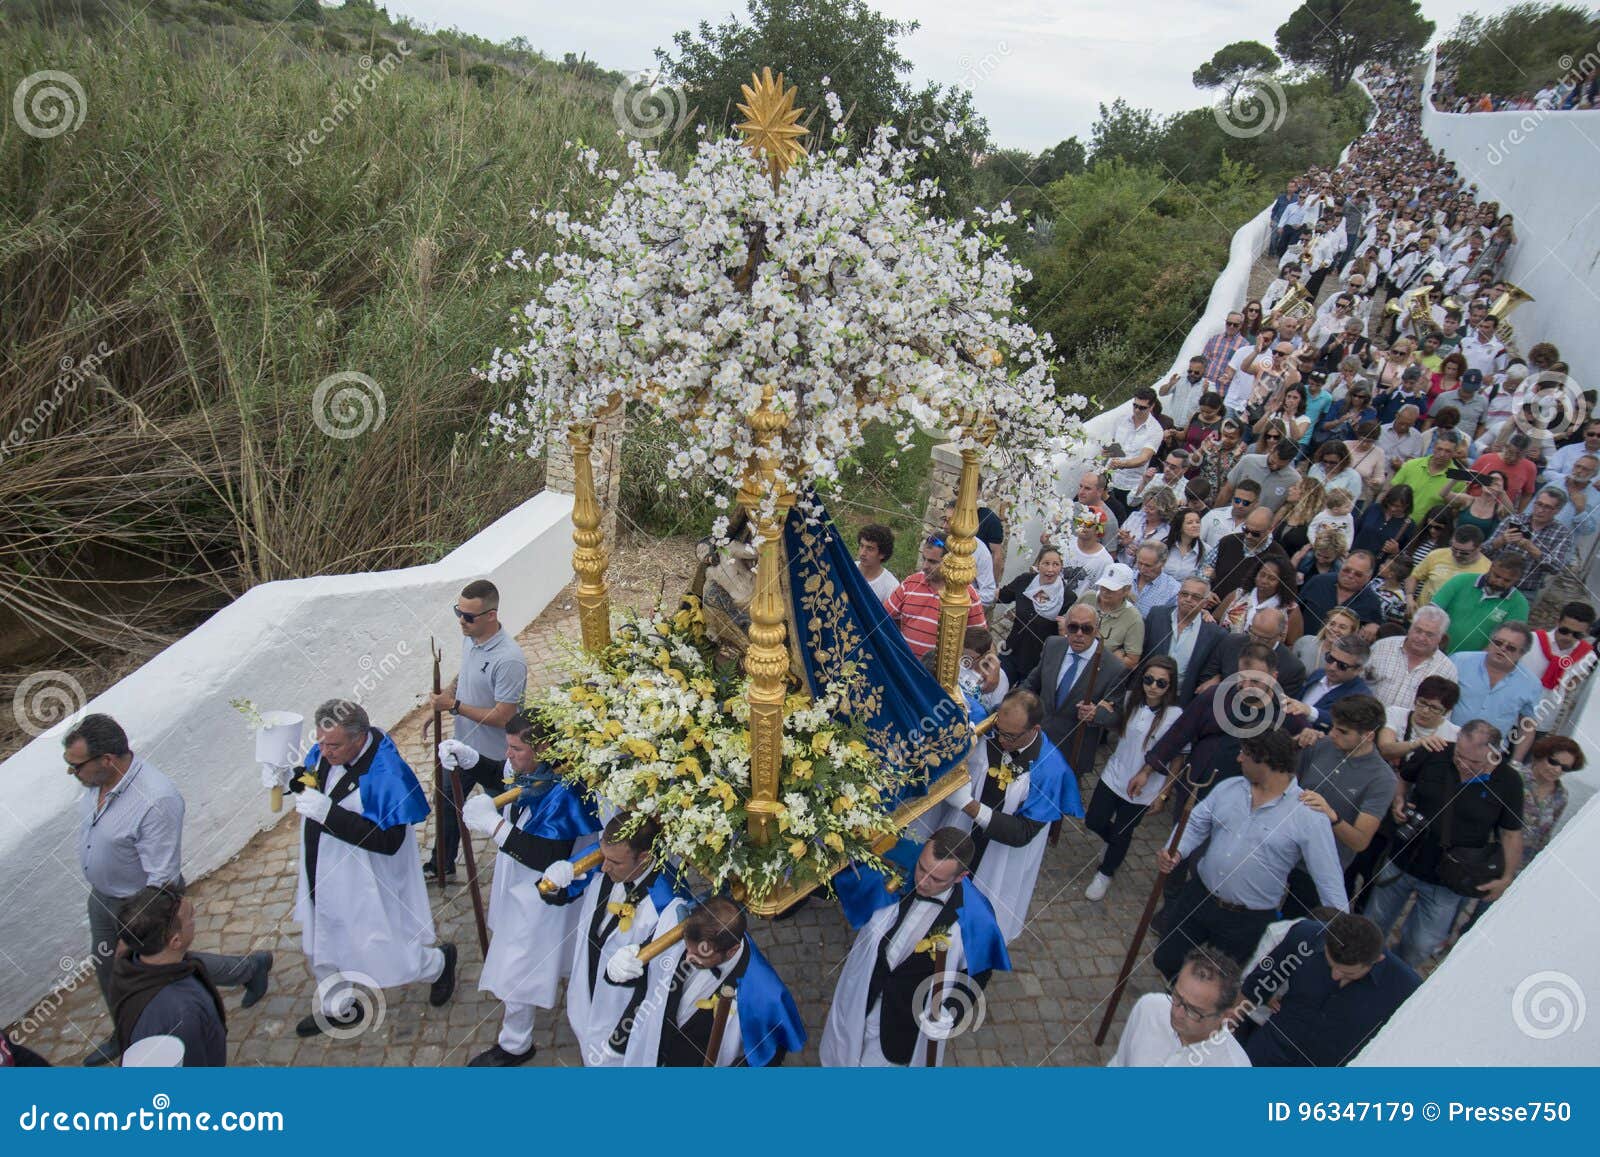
[1022,573,1065,619]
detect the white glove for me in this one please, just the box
[917,1007,958,1040]
[437,739,479,771]
[260,762,293,790]
[606,944,645,984]
[542,860,575,889]
[461,793,501,838]
[294,788,332,825]
[946,783,974,810]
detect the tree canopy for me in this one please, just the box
[1443,4,1600,95]
[1193,41,1282,104]
[1275,0,1433,92]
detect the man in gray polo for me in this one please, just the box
[66,714,271,1065]
[426,579,530,883]
[1220,437,1302,512]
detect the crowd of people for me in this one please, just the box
[1432,60,1600,113]
[869,64,1596,1066]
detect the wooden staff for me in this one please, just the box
[1050,646,1104,846]
[537,847,606,896]
[923,944,950,1068]
[429,638,448,884]
[703,983,737,1067]
[452,763,490,956]
[1093,756,1211,1046]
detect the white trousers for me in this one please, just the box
[313,947,445,1016]
[499,1002,536,1053]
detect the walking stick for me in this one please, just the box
[453,765,490,956]
[1051,647,1105,846]
[923,945,950,1067]
[428,638,448,884]
[703,984,737,1067]
[1093,755,1217,1047]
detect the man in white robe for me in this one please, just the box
[453,711,601,1066]
[261,699,455,1039]
[821,828,1010,1067]
[620,897,804,1067]
[539,816,690,1066]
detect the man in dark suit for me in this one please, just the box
[1021,603,1133,776]
[1140,577,1227,704]
[1200,607,1307,698]
[1208,507,1293,605]
[1289,634,1374,731]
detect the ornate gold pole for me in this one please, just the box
[935,412,996,697]
[738,386,795,846]
[569,421,612,653]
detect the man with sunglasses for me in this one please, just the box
[1219,436,1301,514]
[67,714,273,1065]
[1519,602,1597,728]
[1108,944,1249,1067]
[1106,387,1165,512]
[1021,603,1127,763]
[1200,315,1248,389]
[1298,549,1381,636]
[1289,634,1375,731]
[1142,576,1227,703]
[1451,624,1543,761]
[425,579,529,884]
[1207,505,1292,607]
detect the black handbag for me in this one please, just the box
[1434,785,1506,899]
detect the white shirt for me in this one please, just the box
[1110,413,1165,492]
[1060,540,1113,596]
[1167,610,1204,683]
[1519,633,1598,708]
[1378,423,1425,464]
[674,941,746,1026]
[1108,993,1251,1068]
[970,539,997,604]
[862,566,900,603]
[1101,705,1182,805]
[1223,345,1259,411]
[1199,507,1245,553]
[1460,332,1508,378]
[1054,640,1101,702]
[1383,705,1459,745]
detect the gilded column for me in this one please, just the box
[935,410,996,698]
[738,386,794,846]
[569,421,612,653]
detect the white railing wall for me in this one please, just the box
[0,490,576,1026]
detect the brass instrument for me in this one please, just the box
[1274,281,1315,322]
[1489,283,1535,343]
[1406,286,1436,340]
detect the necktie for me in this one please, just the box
[1056,652,1082,710]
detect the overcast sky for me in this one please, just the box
[380,1,1488,150]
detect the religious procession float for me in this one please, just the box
[480,69,1082,938]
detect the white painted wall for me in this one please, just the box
[0,490,575,1025]
[1420,52,1600,389]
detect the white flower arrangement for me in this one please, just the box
[482,88,1085,535]
[535,597,913,901]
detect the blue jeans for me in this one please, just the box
[1362,866,1465,969]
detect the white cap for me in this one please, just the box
[1097,563,1135,591]
[121,1035,185,1067]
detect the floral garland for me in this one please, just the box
[534,597,915,901]
[481,86,1084,538]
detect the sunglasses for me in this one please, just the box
[1232,497,1254,506]
[1142,675,1170,689]
[1555,626,1585,638]
[1324,653,1359,671]
[453,605,493,624]
[1133,402,1152,412]
[1226,320,1242,327]
[1261,433,1282,442]
[66,754,101,773]
[1065,623,1097,635]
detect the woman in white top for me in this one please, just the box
[1115,486,1176,565]
[1217,557,1303,641]
[1162,509,1205,581]
[1377,676,1462,764]
[1058,507,1114,596]
[1082,656,1183,902]
[1307,439,1365,502]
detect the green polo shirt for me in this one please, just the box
[1390,455,1468,520]
[1075,591,1145,661]
[1431,571,1530,655]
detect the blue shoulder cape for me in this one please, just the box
[304,731,428,829]
[514,769,601,841]
[1018,734,1084,822]
[735,938,807,1067]
[831,840,1011,975]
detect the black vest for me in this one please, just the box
[865,886,963,1066]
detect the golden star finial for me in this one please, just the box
[735,68,807,187]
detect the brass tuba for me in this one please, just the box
[1406,286,1436,339]
[1275,282,1315,322]
[1489,283,1535,343]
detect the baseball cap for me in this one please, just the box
[1097,563,1135,591]
[1461,369,1483,391]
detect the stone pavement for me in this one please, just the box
[9,538,1171,1067]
